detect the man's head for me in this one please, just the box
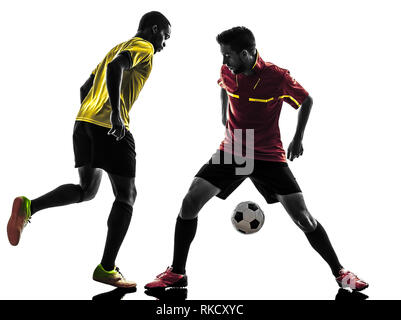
[137,11,171,53]
[216,27,256,74]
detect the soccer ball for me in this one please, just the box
[231,201,265,234]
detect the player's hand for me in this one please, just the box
[108,111,125,141]
[287,138,303,161]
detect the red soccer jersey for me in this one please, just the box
[218,53,309,162]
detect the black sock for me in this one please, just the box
[100,201,133,271]
[171,216,198,275]
[30,184,84,215]
[305,221,343,276]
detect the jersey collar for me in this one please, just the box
[133,36,155,55]
[250,51,264,74]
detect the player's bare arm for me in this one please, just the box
[221,88,228,126]
[80,73,95,104]
[106,52,131,141]
[287,95,313,161]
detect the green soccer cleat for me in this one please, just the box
[7,196,32,246]
[93,264,137,288]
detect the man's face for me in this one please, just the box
[220,44,246,74]
[152,25,171,53]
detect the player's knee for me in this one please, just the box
[73,184,95,203]
[79,178,102,202]
[81,186,98,202]
[294,210,317,233]
[115,187,137,207]
[180,192,201,219]
[78,168,102,202]
[130,187,137,204]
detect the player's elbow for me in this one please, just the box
[304,95,313,106]
[80,84,88,95]
[106,61,117,73]
[106,60,124,77]
[302,95,313,105]
[80,85,89,103]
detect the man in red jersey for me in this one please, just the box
[145,27,368,293]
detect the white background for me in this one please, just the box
[0,0,400,300]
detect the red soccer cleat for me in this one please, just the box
[336,269,369,291]
[145,267,188,290]
[7,196,32,246]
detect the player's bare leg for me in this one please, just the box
[276,192,368,291]
[145,177,221,290]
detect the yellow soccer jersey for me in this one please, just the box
[76,37,154,129]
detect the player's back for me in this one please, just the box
[76,37,154,130]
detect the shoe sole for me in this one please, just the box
[93,277,137,289]
[144,287,188,300]
[353,284,369,292]
[7,197,25,246]
[337,281,369,292]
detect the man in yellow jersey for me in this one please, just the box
[7,11,171,288]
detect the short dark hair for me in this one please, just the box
[216,26,256,53]
[138,11,171,32]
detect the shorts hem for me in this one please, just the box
[194,174,240,200]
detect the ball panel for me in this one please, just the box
[250,219,261,230]
[243,210,257,222]
[247,202,259,211]
[237,220,251,232]
[235,202,250,212]
[233,211,243,223]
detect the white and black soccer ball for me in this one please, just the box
[231,201,265,234]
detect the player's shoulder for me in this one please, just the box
[260,61,288,79]
[220,64,232,76]
[123,37,154,54]
[220,64,235,82]
[219,65,237,90]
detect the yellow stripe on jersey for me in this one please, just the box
[227,92,301,107]
[249,97,274,103]
[227,91,240,99]
[278,95,301,107]
[76,37,154,129]
[253,78,261,90]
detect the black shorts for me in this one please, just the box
[73,121,136,177]
[195,151,301,203]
